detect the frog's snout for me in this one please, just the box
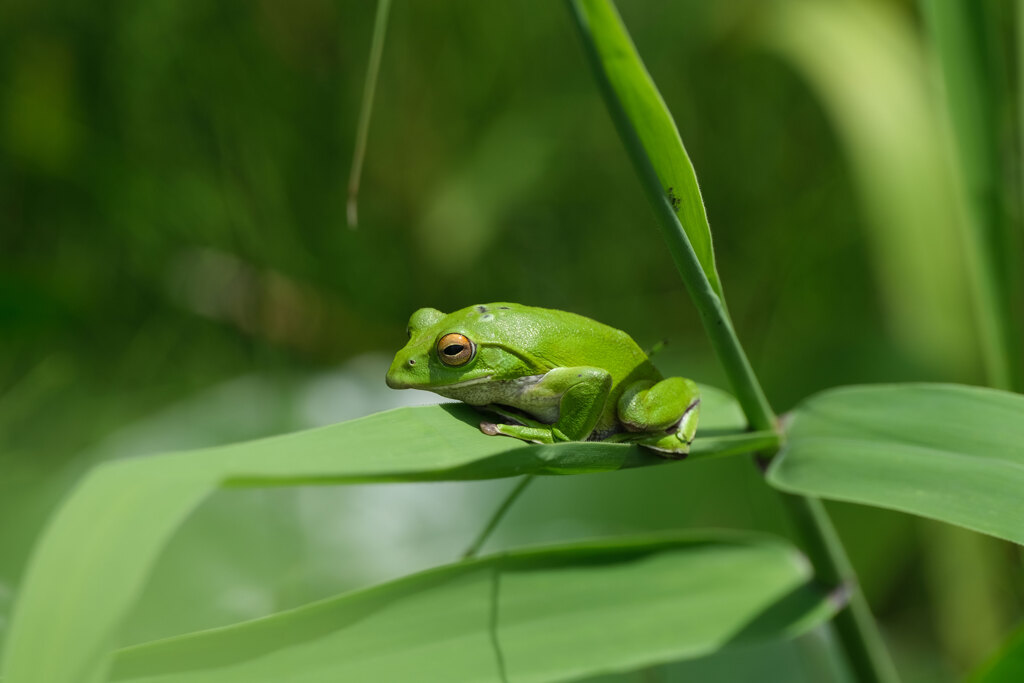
[385,354,416,389]
[385,363,405,389]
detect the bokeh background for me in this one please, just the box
[2,1,1021,681]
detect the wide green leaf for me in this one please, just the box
[972,623,1024,683]
[768,384,1024,545]
[569,0,722,297]
[110,532,837,682]
[0,387,762,683]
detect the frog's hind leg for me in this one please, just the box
[617,377,700,433]
[615,377,700,458]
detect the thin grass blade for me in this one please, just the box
[919,0,1023,391]
[762,0,978,375]
[346,0,392,228]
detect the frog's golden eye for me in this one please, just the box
[438,333,474,366]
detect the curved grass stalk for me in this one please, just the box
[462,475,536,559]
[347,0,392,228]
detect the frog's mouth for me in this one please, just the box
[386,374,494,391]
[437,375,493,389]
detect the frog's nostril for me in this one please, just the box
[408,359,416,366]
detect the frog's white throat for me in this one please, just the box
[432,374,556,423]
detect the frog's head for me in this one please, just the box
[386,304,538,394]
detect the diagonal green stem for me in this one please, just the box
[568,2,898,681]
[780,495,900,683]
[567,0,773,433]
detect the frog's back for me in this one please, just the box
[453,303,661,388]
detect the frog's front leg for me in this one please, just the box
[479,405,554,444]
[479,367,612,444]
[613,377,700,458]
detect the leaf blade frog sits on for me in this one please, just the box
[385,303,700,457]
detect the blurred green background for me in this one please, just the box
[1,1,1021,681]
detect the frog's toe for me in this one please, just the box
[644,447,688,460]
[480,421,500,436]
[487,422,557,445]
[646,432,692,457]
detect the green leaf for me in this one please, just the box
[569,0,722,297]
[110,532,838,682]
[768,383,1024,545]
[0,386,760,683]
[972,623,1024,683]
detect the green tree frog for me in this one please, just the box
[386,303,700,457]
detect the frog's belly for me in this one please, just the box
[438,374,561,424]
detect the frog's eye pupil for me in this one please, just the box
[438,333,474,366]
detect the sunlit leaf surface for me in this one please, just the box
[111,533,837,682]
[769,384,1024,545]
[1,387,756,683]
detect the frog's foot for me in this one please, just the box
[611,396,701,460]
[479,421,555,445]
[607,429,692,459]
[635,432,693,459]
